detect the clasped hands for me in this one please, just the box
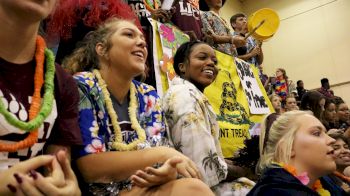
[130,155,202,188]
[1,150,80,196]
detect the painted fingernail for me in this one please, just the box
[7,184,16,193]
[14,173,22,184]
[29,170,38,180]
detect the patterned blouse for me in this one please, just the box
[162,77,228,187]
[74,72,167,194]
[201,11,234,55]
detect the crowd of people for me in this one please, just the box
[1,0,349,195]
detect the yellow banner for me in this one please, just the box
[204,50,274,158]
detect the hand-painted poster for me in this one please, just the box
[204,51,274,158]
[149,18,189,96]
[235,58,270,114]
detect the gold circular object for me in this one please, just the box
[248,8,280,41]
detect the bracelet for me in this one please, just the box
[230,36,234,44]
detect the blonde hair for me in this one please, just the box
[286,94,295,99]
[62,17,134,74]
[268,94,280,102]
[258,110,312,173]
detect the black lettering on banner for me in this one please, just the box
[234,129,241,137]
[129,2,148,18]
[219,127,249,138]
[220,128,229,138]
[231,128,247,138]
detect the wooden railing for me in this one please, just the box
[311,80,350,90]
[331,81,350,88]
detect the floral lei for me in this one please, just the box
[144,0,159,12]
[0,37,55,131]
[275,162,330,196]
[0,36,55,152]
[333,171,350,183]
[93,69,146,151]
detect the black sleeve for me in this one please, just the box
[47,64,83,146]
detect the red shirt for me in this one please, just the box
[0,57,82,169]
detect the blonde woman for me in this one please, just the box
[64,18,213,195]
[248,111,346,195]
[284,94,298,112]
[268,94,282,114]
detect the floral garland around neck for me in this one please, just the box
[144,0,159,12]
[0,36,55,152]
[0,38,55,132]
[274,162,331,196]
[93,69,146,151]
[334,171,350,183]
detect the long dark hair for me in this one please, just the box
[300,90,325,120]
[173,40,204,76]
[321,98,336,130]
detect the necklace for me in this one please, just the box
[334,171,350,183]
[143,0,160,13]
[0,36,55,152]
[276,162,331,196]
[0,40,55,131]
[93,69,146,151]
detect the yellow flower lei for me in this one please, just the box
[93,69,146,151]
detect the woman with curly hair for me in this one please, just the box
[64,18,213,196]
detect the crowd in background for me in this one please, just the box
[1,0,349,195]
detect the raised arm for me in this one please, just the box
[201,12,246,47]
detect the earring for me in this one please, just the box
[179,63,186,73]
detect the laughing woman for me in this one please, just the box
[248,111,346,195]
[162,41,254,195]
[325,133,350,193]
[64,18,213,195]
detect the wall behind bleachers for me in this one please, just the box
[221,0,243,29]
[222,0,350,104]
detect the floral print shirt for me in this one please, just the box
[74,72,167,157]
[162,77,227,187]
[201,11,234,55]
